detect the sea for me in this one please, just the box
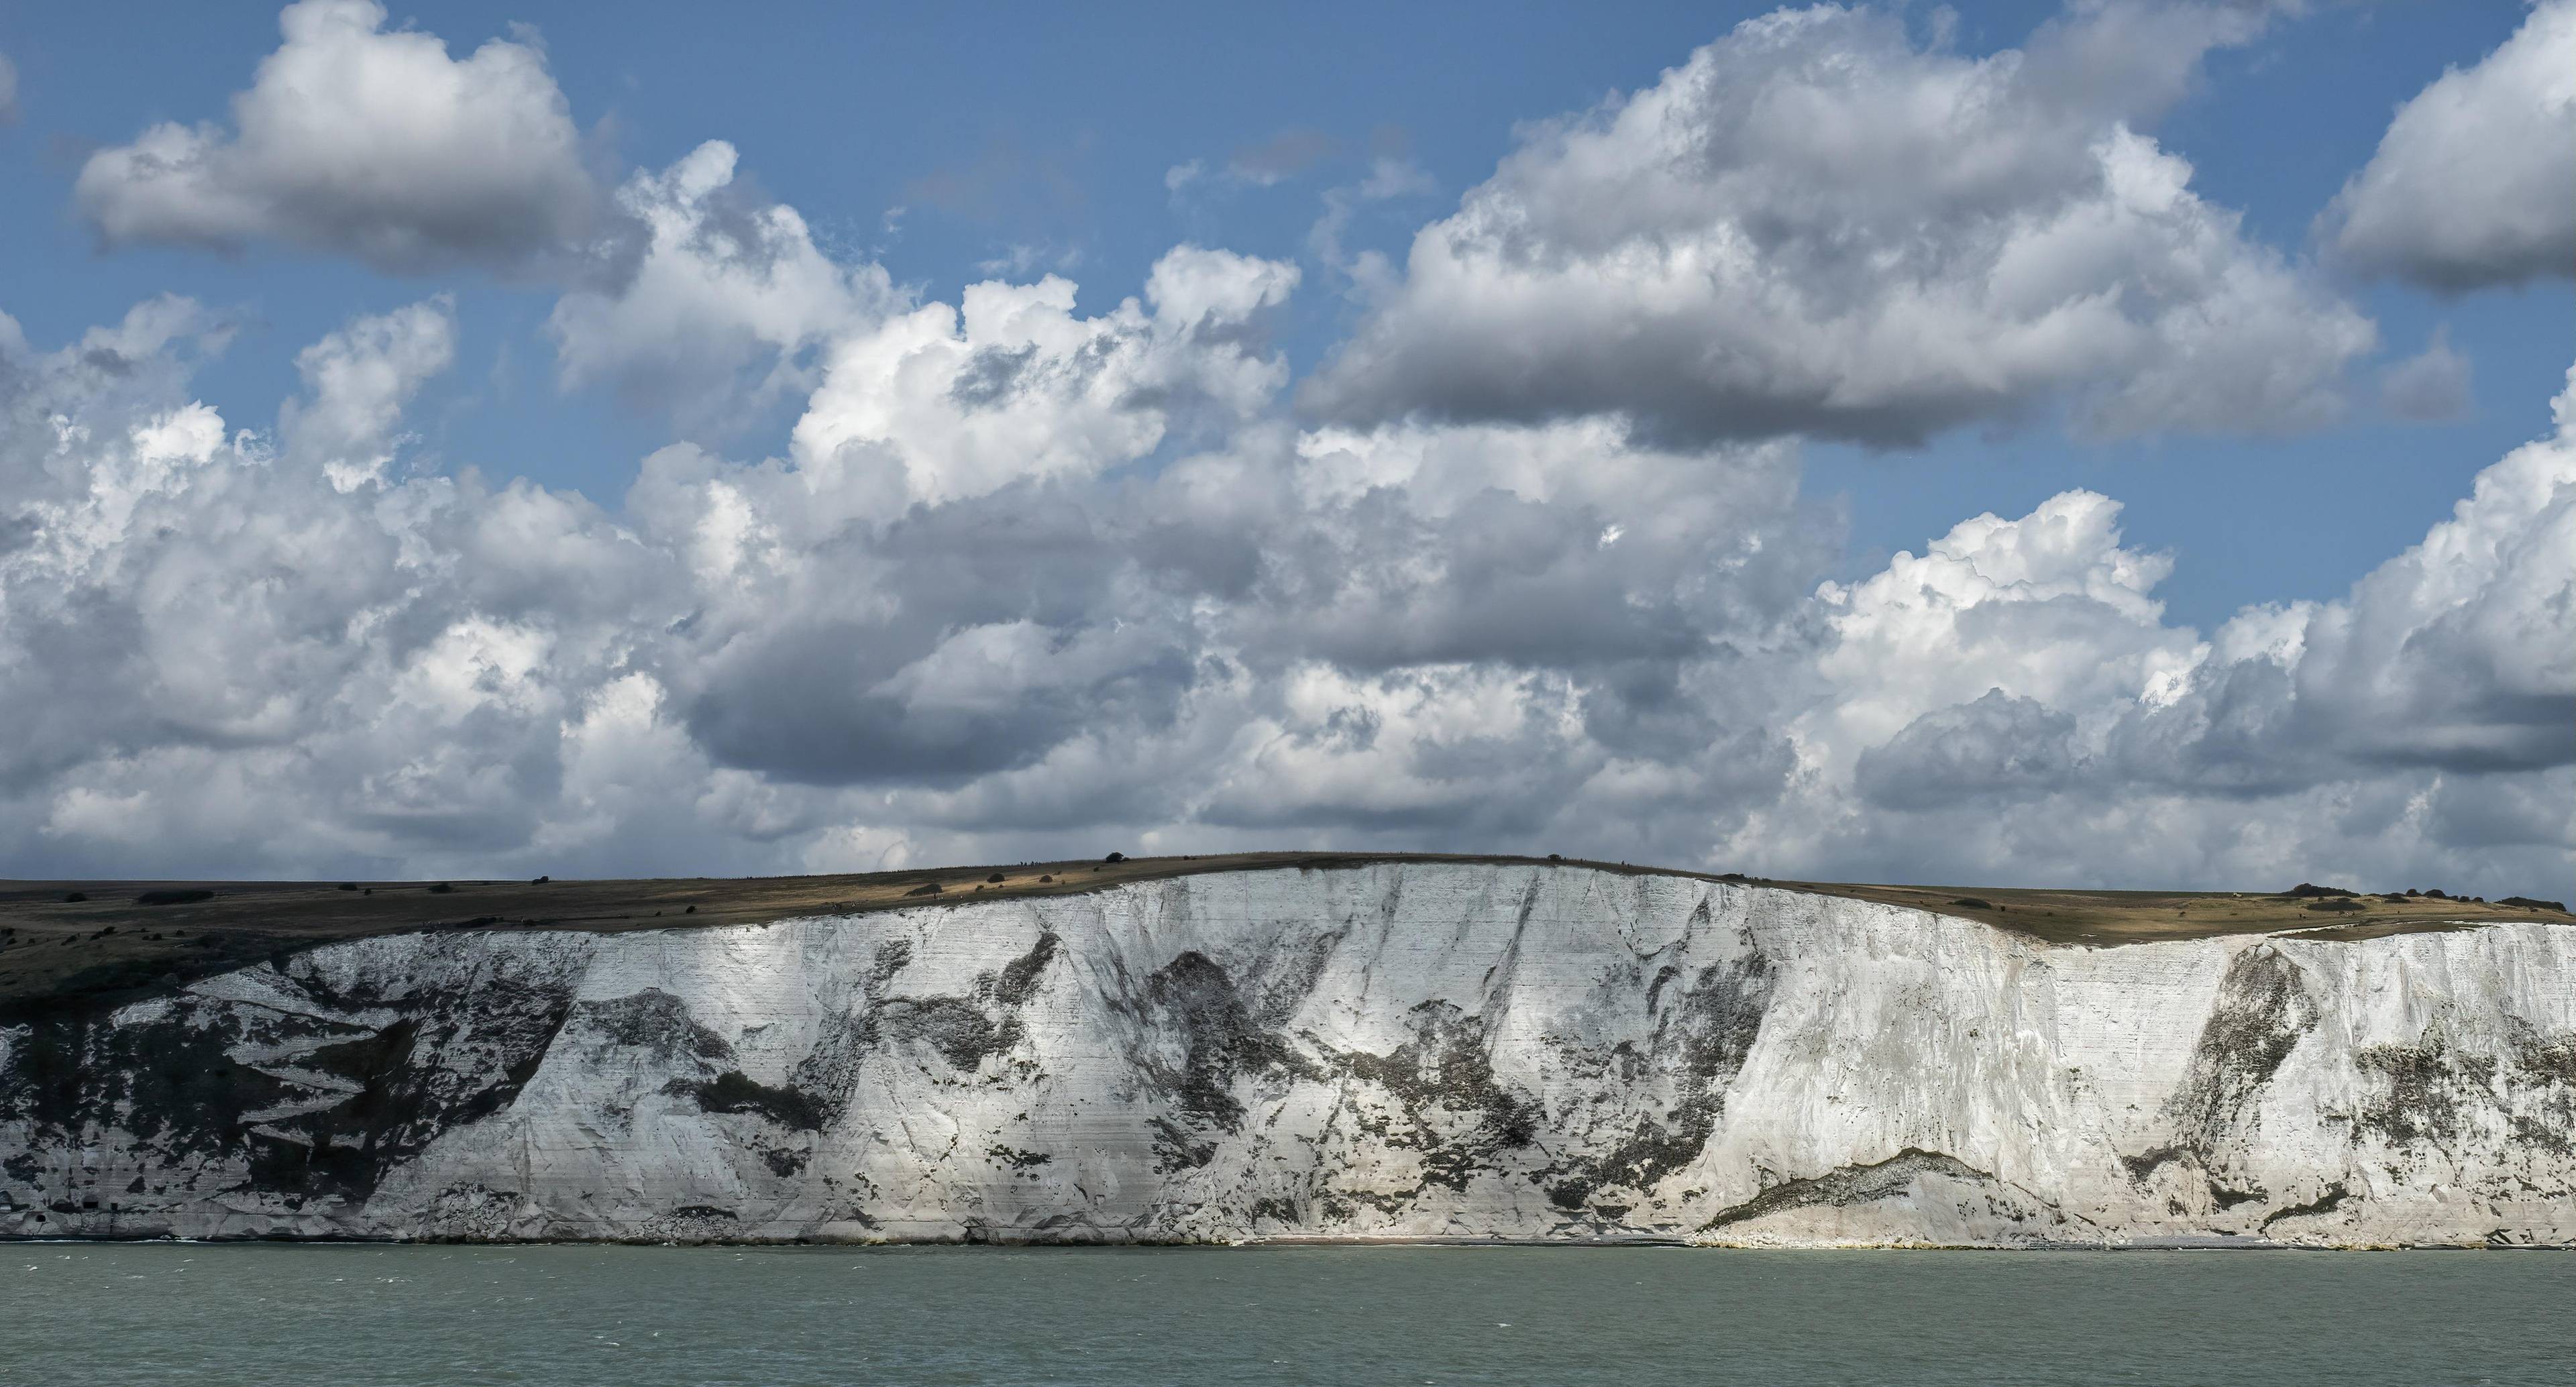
[3,1243,2567,1385]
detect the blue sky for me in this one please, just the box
[0,1,2567,890]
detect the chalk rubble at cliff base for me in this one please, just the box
[3,864,2572,1247]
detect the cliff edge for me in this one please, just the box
[4,861,2571,1246]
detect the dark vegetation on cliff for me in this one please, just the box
[3,853,2565,1019]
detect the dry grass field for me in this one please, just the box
[1775,879,2568,947]
[3,851,2565,1014]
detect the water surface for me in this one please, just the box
[5,1243,2566,1385]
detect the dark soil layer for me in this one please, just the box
[3,852,2565,1015]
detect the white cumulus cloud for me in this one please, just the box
[73,0,598,273]
[1303,3,2375,446]
[545,141,895,426]
[278,297,458,491]
[1743,369,2576,889]
[7,5,2569,898]
[2320,0,2576,290]
[1,286,2567,895]
[786,245,1297,518]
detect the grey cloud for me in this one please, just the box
[900,135,1093,223]
[1222,421,1837,681]
[949,345,1044,409]
[678,628,1199,788]
[1856,691,2081,812]
[1248,488,1717,671]
[2016,0,2297,126]
[2423,771,2575,853]
[629,456,1216,791]
[1321,496,1804,673]
[1192,675,1599,840]
[2094,655,2322,797]
[0,588,150,793]
[2380,331,2474,422]
[1229,128,1336,184]
[1167,129,1340,205]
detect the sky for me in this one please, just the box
[0,0,2567,893]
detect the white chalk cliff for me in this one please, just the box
[5,863,2573,1246]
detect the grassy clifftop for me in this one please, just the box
[3,851,2565,1013]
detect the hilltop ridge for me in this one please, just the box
[3,851,2565,1013]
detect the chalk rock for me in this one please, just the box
[4,864,2571,1245]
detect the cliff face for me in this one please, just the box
[5,864,2572,1246]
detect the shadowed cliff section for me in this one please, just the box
[0,936,587,1231]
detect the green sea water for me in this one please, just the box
[4,1243,2567,1385]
